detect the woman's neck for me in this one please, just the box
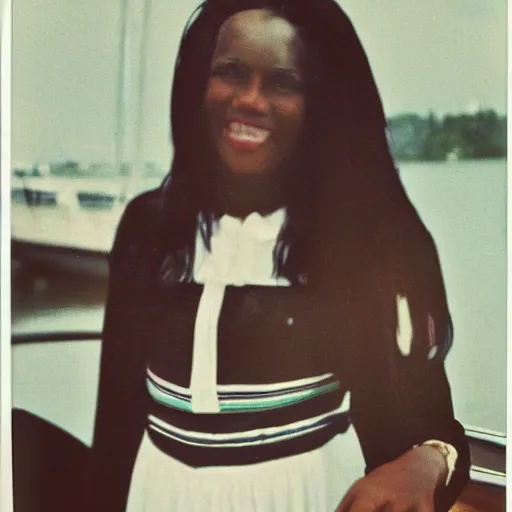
[212,170,286,219]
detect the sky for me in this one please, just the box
[11,0,507,166]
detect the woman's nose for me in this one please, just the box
[232,78,269,114]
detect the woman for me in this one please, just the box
[90,0,470,510]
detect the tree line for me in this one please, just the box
[387,109,506,161]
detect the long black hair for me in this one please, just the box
[155,0,453,361]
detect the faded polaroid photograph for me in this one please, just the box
[10,1,506,511]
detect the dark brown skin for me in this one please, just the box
[336,446,448,511]
[206,9,449,511]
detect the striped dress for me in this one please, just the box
[125,208,366,511]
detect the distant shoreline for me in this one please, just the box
[388,110,506,162]
[395,156,507,164]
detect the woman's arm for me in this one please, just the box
[343,239,470,511]
[346,346,470,511]
[89,192,157,512]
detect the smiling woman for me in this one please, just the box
[205,10,305,175]
[202,9,307,217]
[89,1,470,511]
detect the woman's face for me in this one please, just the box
[204,9,305,175]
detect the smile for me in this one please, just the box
[224,122,270,150]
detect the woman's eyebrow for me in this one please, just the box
[210,56,243,69]
[212,55,242,64]
[210,58,302,78]
[272,66,302,77]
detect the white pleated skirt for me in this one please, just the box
[125,426,365,512]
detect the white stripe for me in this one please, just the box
[147,368,191,395]
[190,282,225,413]
[148,391,351,445]
[147,368,335,397]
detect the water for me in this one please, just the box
[11,159,507,443]
[399,159,506,434]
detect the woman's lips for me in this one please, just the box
[223,121,270,151]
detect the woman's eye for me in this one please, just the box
[271,73,304,94]
[211,62,247,81]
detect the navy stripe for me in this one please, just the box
[148,411,350,447]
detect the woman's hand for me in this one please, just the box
[336,445,448,511]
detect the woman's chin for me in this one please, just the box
[222,162,273,176]
[217,148,274,176]
[228,167,269,175]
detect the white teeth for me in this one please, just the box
[228,122,269,143]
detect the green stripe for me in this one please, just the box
[147,381,192,412]
[222,381,340,412]
[148,380,340,413]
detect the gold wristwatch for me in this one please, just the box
[420,439,458,486]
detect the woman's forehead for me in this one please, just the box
[213,9,302,68]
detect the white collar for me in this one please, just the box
[215,208,286,243]
[193,208,288,286]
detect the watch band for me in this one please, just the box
[420,439,458,486]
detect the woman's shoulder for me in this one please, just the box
[109,188,164,267]
[120,188,163,231]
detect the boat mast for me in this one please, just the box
[115,0,151,203]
